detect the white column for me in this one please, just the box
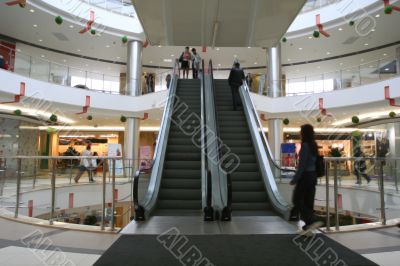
[396,46,400,76]
[124,40,143,173]
[267,45,283,164]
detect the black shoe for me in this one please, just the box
[289,216,300,222]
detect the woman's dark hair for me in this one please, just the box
[86,144,92,150]
[300,124,318,155]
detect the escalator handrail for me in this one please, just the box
[140,59,180,216]
[209,60,232,217]
[241,82,295,174]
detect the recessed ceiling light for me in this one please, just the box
[216,48,220,51]
[170,54,174,57]
[317,66,321,69]
[233,54,237,57]
[158,45,162,48]
[247,46,251,49]
[40,55,45,58]
[308,36,312,39]
[85,64,89,67]
[360,58,364,62]
[383,53,387,56]
[38,39,43,42]
[326,52,331,55]
[17,49,21,52]
[287,59,291,61]
[218,63,221,66]
[149,61,153,63]
[29,9,35,13]
[254,62,258,65]
[375,14,380,18]
[116,56,120,59]
[385,68,390,71]
[63,59,67,63]
[364,43,369,46]
[298,47,303,50]
[369,65,374,68]
[163,59,172,62]
[371,28,375,32]
[106,45,110,48]
[77,49,81,52]
[33,24,38,28]
[69,25,74,29]
[338,28,343,31]
[340,62,343,65]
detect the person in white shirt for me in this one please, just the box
[74,144,96,183]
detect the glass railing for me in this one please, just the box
[216,57,399,97]
[300,0,344,14]
[0,44,174,95]
[85,0,136,17]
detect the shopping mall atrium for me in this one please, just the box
[0,0,399,265]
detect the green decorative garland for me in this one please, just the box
[384,5,393,14]
[389,111,396,118]
[122,36,129,44]
[87,115,93,121]
[120,115,127,123]
[283,118,289,125]
[49,114,58,123]
[55,16,63,25]
[313,31,320,38]
[351,116,359,124]
[90,29,96,35]
[349,20,355,26]
[14,109,22,116]
[282,37,287,43]
[316,117,322,123]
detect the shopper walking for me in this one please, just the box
[191,48,201,79]
[179,47,192,79]
[289,124,321,232]
[354,147,371,185]
[74,144,95,183]
[166,74,171,89]
[228,62,245,111]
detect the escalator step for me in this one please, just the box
[231,202,270,211]
[163,169,201,179]
[232,181,265,191]
[157,200,202,210]
[165,153,201,161]
[164,161,201,169]
[159,188,201,200]
[161,178,201,189]
[232,191,269,202]
[231,171,262,181]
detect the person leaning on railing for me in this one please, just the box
[74,143,96,183]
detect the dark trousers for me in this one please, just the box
[291,172,317,226]
[230,85,241,110]
[192,68,198,79]
[355,170,370,183]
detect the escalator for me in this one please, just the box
[214,79,273,215]
[156,79,202,214]
[208,59,292,218]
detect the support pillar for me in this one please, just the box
[124,40,143,174]
[396,46,400,76]
[267,45,283,164]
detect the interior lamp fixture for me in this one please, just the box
[0,105,75,124]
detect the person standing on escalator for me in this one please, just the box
[179,47,192,79]
[289,124,321,232]
[228,62,245,111]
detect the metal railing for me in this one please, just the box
[0,156,151,231]
[322,157,399,231]
[85,0,136,17]
[300,0,343,14]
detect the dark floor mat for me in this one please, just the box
[94,233,377,266]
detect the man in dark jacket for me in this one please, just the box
[228,62,245,111]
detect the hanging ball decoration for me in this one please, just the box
[389,111,396,118]
[351,116,359,124]
[313,31,320,38]
[87,115,93,121]
[55,16,63,25]
[384,5,393,14]
[120,115,127,123]
[14,109,22,116]
[316,117,322,123]
[283,118,290,125]
[90,29,96,35]
[349,20,355,26]
[122,35,128,44]
[50,114,58,123]
[351,130,362,138]
[282,37,287,43]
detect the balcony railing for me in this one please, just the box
[85,0,136,17]
[300,0,344,14]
